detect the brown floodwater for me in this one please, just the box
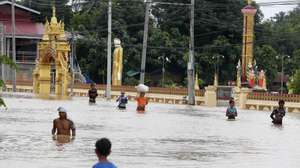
[0,97,300,168]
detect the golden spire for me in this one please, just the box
[52,5,56,18]
[50,1,58,24]
[247,0,252,5]
[52,0,56,17]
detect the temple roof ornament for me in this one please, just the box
[42,4,66,41]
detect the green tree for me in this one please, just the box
[258,6,300,78]
[20,0,72,27]
[0,55,17,107]
[254,45,278,88]
[67,0,265,86]
[291,49,300,72]
[288,70,300,94]
[71,0,146,84]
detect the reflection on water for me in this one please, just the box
[1,97,300,168]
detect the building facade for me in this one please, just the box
[0,1,43,82]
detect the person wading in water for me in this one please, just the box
[116,91,128,110]
[52,107,76,143]
[89,83,98,104]
[270,100,286,125]
[136,92,148,113]
[226,99,238,120]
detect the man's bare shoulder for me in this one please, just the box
[66,119,74,124]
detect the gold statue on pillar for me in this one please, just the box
[112,38,123,86]
[241,0,257,83]
[33,5,71,99]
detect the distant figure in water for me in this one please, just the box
[136,92,148,113]
[89,83,98,104]
[52,107,76,143]
[93,138,117,168]
[270,100,286,125]
[116,91,128,109]
[226,99,238,120]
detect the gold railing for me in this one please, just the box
[247,92,300,103]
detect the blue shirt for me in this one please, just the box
[93,162,117,168]
[226,107,237,117]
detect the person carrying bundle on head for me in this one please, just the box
[136,92,148,113]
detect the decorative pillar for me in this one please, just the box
[238,87,251,109]
[241,0,257,83]
[213,73,218,87]
[204,85,217,107]
[38,64,51,98]
[195,73,200,90]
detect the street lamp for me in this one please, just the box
[276,55,290,94]
[158,55,170,87]
[212,54,224,86]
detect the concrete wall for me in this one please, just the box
[3,84,205,105]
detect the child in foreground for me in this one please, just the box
[93,138,117,168]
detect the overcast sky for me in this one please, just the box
[256,0,297,19]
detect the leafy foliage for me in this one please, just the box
[0,55,18,107]
[69,0,263,86]
[254,45,278,88]
[19,0,72,28]
[288,70,300,94]
[14,0,300,92]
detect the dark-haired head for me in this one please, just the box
[95,138,111,157]
[229,99,235,107]
[279,100,285,107]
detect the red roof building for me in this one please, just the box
[0,1,44,81]
[0,1,44,39]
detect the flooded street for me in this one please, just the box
[1,97,300,168]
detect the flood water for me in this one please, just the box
[1,97,300,168]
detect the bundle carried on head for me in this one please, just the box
[135,84,149,93]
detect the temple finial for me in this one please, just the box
[52,0,56,17]
[52,6,56,18]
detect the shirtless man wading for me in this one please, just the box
[52,107,76,142]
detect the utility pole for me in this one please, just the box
[106,0,112,99]
[277,55,290,94]
[140,0,151,84]
[187,0,195,105]
[11,0,17,92]
[162,54,165,87]
[0,23,5,82]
